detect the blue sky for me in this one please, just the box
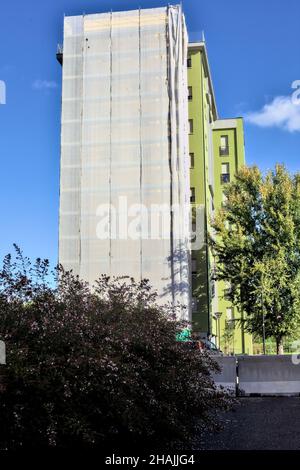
[0,0,299,264]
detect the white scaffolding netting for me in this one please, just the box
[59,6,191,319]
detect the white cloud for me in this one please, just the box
[32,79,58,90]
[245,96,300,132]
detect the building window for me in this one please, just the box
[221,163,230,184]
[192,297,198,313]
[187,57,192,68]
[226,308,235,329]
[190,187,196,203]
[190,152,195,168]
[219,135,229,156]
[188,86,193,101]
[226,307,234,321]
[188,119,193,134]
[192,258,197,274]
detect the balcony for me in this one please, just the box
[221,173,230,184]
[219,146,229,156]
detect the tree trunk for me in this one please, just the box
[276,338,284,355]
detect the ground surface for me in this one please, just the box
[195,397,300,450]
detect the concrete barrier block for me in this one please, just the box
[211,356,237,395]
[238,355,300,396]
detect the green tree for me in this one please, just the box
[223,321,235,355]
[0,246,231,450]
[211,164,300,354]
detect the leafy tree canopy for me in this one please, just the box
[211,164,300,353]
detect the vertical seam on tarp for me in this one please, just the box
[176,5,184,311]
[139,8,143,282]
[58,17,65,269]
[79,14,84,276]
[109,11,113,275]
[167,5,175,310]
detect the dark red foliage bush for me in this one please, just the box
[0,246,231,449]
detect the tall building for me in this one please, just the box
[187,42,253,354]
[57,6,191,319]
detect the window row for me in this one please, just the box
[221,162,230,184]
[219,135,229,156]
[190,187,196,203]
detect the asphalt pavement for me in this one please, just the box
[195,397,300,450]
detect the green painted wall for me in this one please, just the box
[188,47,212,334]
[188,44,253,354]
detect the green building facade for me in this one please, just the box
[188,42,253,355]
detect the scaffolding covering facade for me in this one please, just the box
[59,5,191,319]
